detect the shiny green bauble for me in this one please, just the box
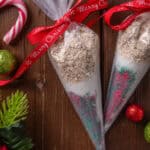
[144,122,150,143]
[0,50,17,74]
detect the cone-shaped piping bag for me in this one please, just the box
[104,12,150,132]
[32,0,106,149]
[48,22,105,150]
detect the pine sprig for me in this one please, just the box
[0,125,33,150]
[0,91,33,149]
[0,90,29,128]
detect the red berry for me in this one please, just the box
[0,145,7,150]
[125,104,144,122]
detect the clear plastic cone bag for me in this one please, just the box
[104,12,150,132]
[33,0,105,149]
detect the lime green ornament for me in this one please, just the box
[144,122,150,143]
[0,50,17,74]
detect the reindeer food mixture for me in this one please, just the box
[49,23,99,83]
[117,13,150,63]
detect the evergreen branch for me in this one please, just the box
[0,90,29,128]
[0,125,33,150]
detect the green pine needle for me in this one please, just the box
[0,125,33,150]
[0,90,29,128]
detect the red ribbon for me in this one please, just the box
[0,0,108,86]
[104,0,150,30]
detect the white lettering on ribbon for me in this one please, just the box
[46,24,66,43]
[77,4,99,13]
[138,0,150,5]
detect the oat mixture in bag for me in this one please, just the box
[50,22,98,83]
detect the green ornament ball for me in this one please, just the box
[0,50,17,75]
[144,122,150,143]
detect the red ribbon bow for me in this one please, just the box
[28,0,107,45]
[0,0,107,86]
[104,0,150,30]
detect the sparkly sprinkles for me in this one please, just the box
[49,23,99,83]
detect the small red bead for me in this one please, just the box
[125,104,144,122]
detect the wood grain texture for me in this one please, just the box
[0,0,149,150]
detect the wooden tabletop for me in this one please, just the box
[0,0,149,150]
